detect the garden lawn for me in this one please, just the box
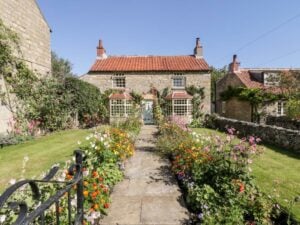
[194,128,300,221]
[0,129,90,192]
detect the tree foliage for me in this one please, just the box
[65,77,106,126]
[51,51,75,80]
[211,66,227,101]
[0,20,105,135]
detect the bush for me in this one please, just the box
[111,115,142,137]
[286,98,300,120]
[157,123,275,224]
[65,77,106,126]
[0,133,33,148]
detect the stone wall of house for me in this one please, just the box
[0,78,12,134]
[215,73,245,116]
[81,72,211,114]
[222,98,252,122]
[266,116,300,130]
[211,116,300,153]
[0,0,51,134]
[0,0,51,76]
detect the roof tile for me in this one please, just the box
[89,56,209,72]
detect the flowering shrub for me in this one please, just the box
[167,115,190,131]
[158,124,276,224]
[70,127,135,224]
[0,127,135,224]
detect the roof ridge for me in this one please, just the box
[106,55,196,58]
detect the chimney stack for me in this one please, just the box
[229,54,240,73]
[97,39,107,59]
[194,37,203,58]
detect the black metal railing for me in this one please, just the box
[0,150,84,225]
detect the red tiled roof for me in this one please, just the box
[89,56,210,72]
[234,70,283,94]
[109,92,133,100]
[165,91,193,100]
[235,70,263,89]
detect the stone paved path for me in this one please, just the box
[100,125,190,225]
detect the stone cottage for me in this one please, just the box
[215,55,296,123]
[0,0,51,134]
[81,38,211,124]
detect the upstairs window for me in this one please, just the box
[172,74,185,88]
[264,73,280,86]
[112,74,126,88]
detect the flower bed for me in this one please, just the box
[157,122,282,224]
[0,127,136,224]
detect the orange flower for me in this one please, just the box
[92,171,99,178]
[93,204,99,210]
[83,190,89,197]
[91,191,98,198]
[104,203,110,208]
[83,181,89,186]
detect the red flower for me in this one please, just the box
[239,183,245,193]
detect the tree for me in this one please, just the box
[278,70,300,119]
[211,66,227,104]
[51,51,75,80]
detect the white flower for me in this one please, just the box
[86,136,90,140]
[24,156,29,162]
[100,137,104,142]
[9,179,16,185]
[77,141,81,145]
[71,199,77,207]
[0,215,6,223]
[83,170,89,177]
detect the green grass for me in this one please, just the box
[194,128,300,221]
[0,129,90,192]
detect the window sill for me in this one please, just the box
[172,87,185,90]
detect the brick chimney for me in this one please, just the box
[229,54,240,73]
[97,39,107,59]
[194,37,203,58]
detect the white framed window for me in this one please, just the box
[277,101,286,116]
[222,101,226,114]
[112,74,126,88]
[110,99,132,117]
[172,74,185,88]
[173,99,192,116]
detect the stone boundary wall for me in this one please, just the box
[212,116,300,153]
[266,116,300,131]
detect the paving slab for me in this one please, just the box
[99,125,190,225]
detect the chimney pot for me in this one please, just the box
[194,37,203,58]
[97,39,107,59]
[229,54,240,73]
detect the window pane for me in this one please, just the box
[173,78,184,87]
[113,77,126,88]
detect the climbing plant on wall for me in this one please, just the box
[220,86,285,122]
[186,85,205,119]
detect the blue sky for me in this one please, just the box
[37,0,300,75]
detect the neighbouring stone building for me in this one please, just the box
[0,0,51,134]
[81,38,211,124]
[215,55,298,123]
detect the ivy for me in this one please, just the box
[220,86,283,105]
[186,85,205,119]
